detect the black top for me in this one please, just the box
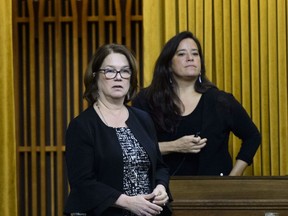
[132,87,261,176]
[158,95,203,175]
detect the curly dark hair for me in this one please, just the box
[146,31,216,133]
[83,44,138,106]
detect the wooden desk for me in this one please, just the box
[169,176,288,216]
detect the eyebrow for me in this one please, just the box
[102,65,130,68]
[176,48,198,53]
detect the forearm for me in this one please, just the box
[229,159,248,176]
[158,140,178,155]
[114,194,130,209]
[159,135,207,155]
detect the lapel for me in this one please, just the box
[126,107,157,166]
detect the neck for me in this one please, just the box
[97,98,124,111]
[94,99,128,127]
[177,83,197,97]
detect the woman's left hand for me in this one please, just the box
[151,184,169,206]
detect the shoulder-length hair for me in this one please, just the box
[83,44,138,106]
[146,31,216,133]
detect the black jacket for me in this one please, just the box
[64,106,172,215]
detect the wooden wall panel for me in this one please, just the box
[13,0,143,215]
[170,176,288,216]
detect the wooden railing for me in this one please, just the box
[170,176,288,216]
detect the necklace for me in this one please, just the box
[95,102,109,126]
[94,99,126,127]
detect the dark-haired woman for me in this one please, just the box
[64,44,172,215]
[133,31,261,176]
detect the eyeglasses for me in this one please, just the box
[98,68,132,79]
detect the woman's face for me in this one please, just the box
[171,38,201,81]
[97,53,131,102]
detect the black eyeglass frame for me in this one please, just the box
[98,68,132,79]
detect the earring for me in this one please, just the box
[198,74,202,83]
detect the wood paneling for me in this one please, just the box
[170,176,288,216]
[12,0,143,215]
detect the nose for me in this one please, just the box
[114,71,122,80]
[187,53,194,61]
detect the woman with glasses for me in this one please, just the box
[64,44,172,216]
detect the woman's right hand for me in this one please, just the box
[176,135,207,153]
[159,135,207,154]
[115,194,163,216]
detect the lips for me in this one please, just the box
[112,85,123,89]
[185,65,197,68]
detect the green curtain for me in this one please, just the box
[0,0,18,215]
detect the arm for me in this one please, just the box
[229,159,248,176]
[65,118,122,214]
[159,136,207,155]
[227,94,261,166]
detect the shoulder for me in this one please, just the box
[204,87,236,104]
[128,106,152,122]
[203,88,242,116]
[127,106,158,141]
[132,88,150,111]
[204,87,231,98]
[66,106,96,133]
[135,87,149,97]
[69,106,95,124]
[128,106,155,130]
[65,107,97,148]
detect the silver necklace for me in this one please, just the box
[95,102,109,126]
[95,100,125,127]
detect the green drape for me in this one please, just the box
[0,0,18,215]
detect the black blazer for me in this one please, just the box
[64,106,172,215]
